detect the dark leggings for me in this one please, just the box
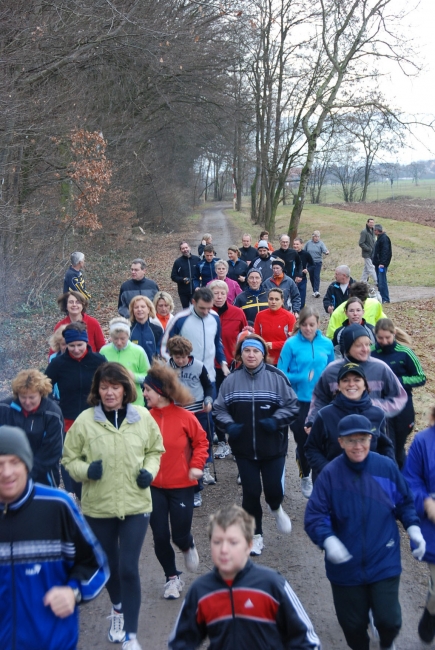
[85,514,149,634]
[236,456,286,535]
[387,396,414,469]
[150,486,195,580]
[291,401,311,478]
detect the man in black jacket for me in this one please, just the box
[372,225,392,303]
[239,234,258,266]
[272,234,302,280]
[292,238,313,309]
[170,241,200,308]
[323,265,354,314]
[118,258,159,317]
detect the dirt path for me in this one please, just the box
[78,205,430,649]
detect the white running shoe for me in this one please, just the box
[270,505,292,534]
[122,639,143,650]
[368,609,380,642]
[301,476,313,499]
[107,607,125,643]
[237,473,242,485]
[203,466,216,485]
[193,492,202,507]
[164,576,184,599]
[214,442,230,458]
[250,534,264,556]
[183,543,199,572]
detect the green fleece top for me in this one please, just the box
[326,298,387,339]
[62,403,165,518]
[100,341,149,406]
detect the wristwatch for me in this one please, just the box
[72,587,82,604]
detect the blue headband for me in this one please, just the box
[63,329,88,344]
[241,339,265,354]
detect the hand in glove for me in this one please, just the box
[407,525,426,561]
[87,459,103,481]
[227,423,244,439]
[136,469,153,489]
[259,418,278,433]
[323,536,353,564]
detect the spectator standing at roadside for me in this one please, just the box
[372,224,392,303]
[272,234,302,281]
[171,242,200,309]
[304,231,329,298]
[63,251,91,299]
[293,237,313,309]
[323,266,354,315]
[118,259,159,318]
[305,413,425,650]
[193,245,220,288]
[359,218,378,285]
[239,234,258,266]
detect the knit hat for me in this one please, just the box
[257,240,269,249]
[337,362,366,383]
[0,426,33,472]
[247,267,263,280]
[271,258,285,269]
[341,324,370,354]
[337,414,374,437]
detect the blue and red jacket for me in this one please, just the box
[168,561,320,649]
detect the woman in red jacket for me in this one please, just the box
[52,291,106,353]
[143,362,209,601]
[254,289,296,365]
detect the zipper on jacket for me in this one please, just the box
[359,474,367,582]
[229,584,236,644]
[251,373,257,460]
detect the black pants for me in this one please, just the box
[178,292,192,309]
[291,401,311,478]
[85,514,149,634]
[236,456,286,535]
[387,396,414,469]
[150,486,195,579]
[331,576,401,650]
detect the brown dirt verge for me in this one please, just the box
[328,197,435,226]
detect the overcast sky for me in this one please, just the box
[382,0,435,162]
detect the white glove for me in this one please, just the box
[407,525,426,561]
[323,536,353,564]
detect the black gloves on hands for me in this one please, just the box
[227,422,244,439]
[259,417,278,433]
[87,459,103,480]
[136,469,153,489]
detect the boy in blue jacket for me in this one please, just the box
[305,414,425,650]
[169,504,320,650]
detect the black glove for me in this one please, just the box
[136,469,153,489]
[227,422,244,439]
[87,459,103,480]
[259,418,278,433]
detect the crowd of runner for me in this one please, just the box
[0,223,434,650]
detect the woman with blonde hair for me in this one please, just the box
[0,369,63,486]
[47,325,67,400]
[372,317,426,467]
[128,295,163,362]
[152,291,175,331]
[100,317,149,406]
[144,362,209,600]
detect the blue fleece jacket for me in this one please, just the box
[277,330,334,402]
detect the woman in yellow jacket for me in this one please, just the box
[62,362,165,650]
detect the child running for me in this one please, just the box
[168,504,321,649]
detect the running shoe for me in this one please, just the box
[164,576,184,599]
[270,505,292,534]
[250,534,264,556]
[301,476,313,499]
[418,607,435,643]
[214,442,230,459]
[193,492,202,507]
[107,607,125,643]
[122,639,142,650]
[202,466,216,485]
[183,543,199,572]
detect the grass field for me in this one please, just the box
[306,178,435,203]
[227,202,435,287]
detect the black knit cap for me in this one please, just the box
[341,323,370,355]
[0,426,33,472]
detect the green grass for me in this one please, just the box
[226,202,435,287]
[312,178,435,203]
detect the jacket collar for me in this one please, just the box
[0,479,34,513]
[94,402,141,424]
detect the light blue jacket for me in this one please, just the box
[277,330,334,402]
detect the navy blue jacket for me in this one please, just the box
[322,278,354,314]
[168,561,320,649]
[227,258,249,288]
[0,481,108,650]
[130,319,163,362]
[403,426,435,563]
[193,257,220,288]
[305,451,419,586]
[304,391,394,476]
[272,248,302,280]
[372,232,392,267]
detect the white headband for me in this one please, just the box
[110,322,130,334]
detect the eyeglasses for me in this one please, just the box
[341,437,371,447]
